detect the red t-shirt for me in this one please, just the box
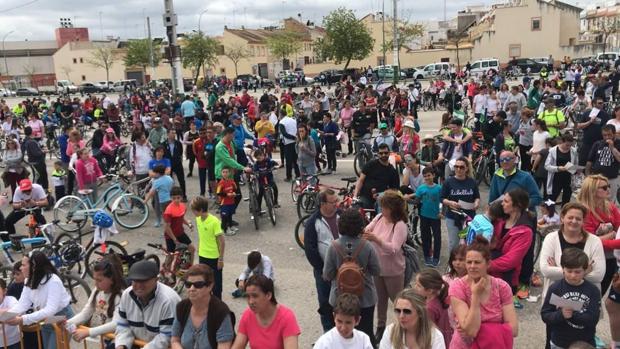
[238,305,300,349]
[216,179,237,206]
[163,202,186,239]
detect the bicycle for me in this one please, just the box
[147,242,191,295]
[255,169,277,226]
[245,172,261,230]
[296,176,357,218]
[290,174,319,203]
[53,174,150,232]
[473,143,495,186]
[353,136,373,177]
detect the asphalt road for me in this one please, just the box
[1,85,614,348]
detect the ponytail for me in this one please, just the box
[417,269,450,309]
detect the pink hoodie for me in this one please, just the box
[488,216,533,287]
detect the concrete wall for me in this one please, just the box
[2,56,55,76]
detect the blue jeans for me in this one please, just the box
[445,217,461,253]
[200,257,223,299]
[313,268,334,332]
[41,305,74,349]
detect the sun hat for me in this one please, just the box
[403,120,415,129]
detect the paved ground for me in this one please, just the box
[1,86,614,348]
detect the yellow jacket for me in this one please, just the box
[254,120,275,139]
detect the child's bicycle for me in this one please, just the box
[147,243,192,295]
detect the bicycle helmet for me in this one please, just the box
[58,241,85,265]
[93,210,114,228]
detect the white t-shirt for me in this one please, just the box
[279,116,297,145]
[13,183,47,203]
[607,119,620,133]
[314,328,373,349]
[450,134,464,162]
[531,130,550,154]
[0,296,19,346]
[543,214,560,225]
[379,323,445,349]
[473,94,488,114]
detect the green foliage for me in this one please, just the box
[266,30,302,61]
[382,22,425,53]
[182,32,220,82]
[315,7,374,69]
[124,39,160,70]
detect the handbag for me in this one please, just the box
[383,214,420,288]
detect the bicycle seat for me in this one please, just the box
[340,177,358,183]
[175,244,189,252]
[78,189,93,195]
[129,249,146,259]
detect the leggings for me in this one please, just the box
[199,257,223,299]
[374,275,404,328]
[550,175,572,207]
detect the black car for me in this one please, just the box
[79,83,101,94]
[15,88,38,96]
[507,58,545,74]
[316,69,343,84]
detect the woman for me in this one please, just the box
[539,202,605,299]
[7,251,73,349]
[323,208,381,344]
[545,133,577,207]
[363,191,409,341]
[66,129,85,158]
[379,289,445,349]
[488,189,534,306]
[497,83,510,108]
[131,120,149,142]
[183,122,200,177]
[516,108,534,171]
[232,275,300,349]
[607,105,620,137]
[28,112,45,142]
[295,124,317,178]
[401,155,424,198]
[172,264,234,349]
[399,120,420,158]
[339,100,355,155]
[449,236,518,348]
[578,174,620,295]
[99,127,122,171]
[485,90,501,118]
[494,121,516,164]
[2,138,25,195]
[441,157,481,252]
[66,256,126,346]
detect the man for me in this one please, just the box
[351,101,374,152]
[148,118,167,149]
[3,179,48,241]
[577,97,609,166]
[114,260,180,349]
[438,119,473,177]
[304,189,340,332]
[21,126,48,190]
[353,143,400,209]
[407,84,420,115]
[505,101,521,134]
[503,85,527,112]
[587,124,620,204]
[164,129,187,201]
[193,127,218,197]
[180,95,196,129]
[278,111,300,181]
[231,113,255,173]
[91,121,109,157]
[537,97,566,138]
[372,123,398,153]
[443,84,462,116]
[129,131,153,189]
[472,85,488,131]
[215,128,253,213]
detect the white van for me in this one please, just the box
[414,62,452,79]
[468,58,499,76]
[596,52,619,64]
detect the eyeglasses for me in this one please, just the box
[499,157,515,163]
[378,151,389,155]
[393,308,413,315]
[453,165,466,169]
[598,185,610,191]
[184,281,210,289]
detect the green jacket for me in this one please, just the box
[208,93,217,109]
[215,140,244,179]
[527,88,541,110]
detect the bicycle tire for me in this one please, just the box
[145,254,161,270]
[84,240,128,278]
[296,191,318,218]
[265,187,276,226]
[353,151,369,177]
[249,188,260,230]
[102,187,122,211]
[113,194,149,229]
[291,179,301,203]
[61,271,91,312]
[54,195,88,232]
[483,161,494,186]
[474,158,486,186]
[294,215,310,249]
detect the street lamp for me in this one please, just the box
[2,30,14,78]
[198,10,208,34]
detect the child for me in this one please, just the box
[190,196,225,300]
[75,148,103,202]
[442,245,467,285]
[52,160,66,200]
[538,199,560,228]
[414,269,453,348]
[145,164,174,227]
[0,279,20,349]
[252,149,279,211]
[313,293,373,349]
[415,167,442,266]
[216,167,238,236]
[541,248,601,349]
[465,201,504,245]
[232,250,274,298]
[163,186,196,264]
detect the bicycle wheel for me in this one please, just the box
[294,215,310,250]
[291,178,302,203]
[297,191,318,218]
[54,195,88,232]
[112,194,149,229]
[483,161,494,186]
[249,188,260,230]
[84,240,128,278]
[474,158,486,186]
[61,271,92,312]
[353,151,369,177]
[265,187,276,226]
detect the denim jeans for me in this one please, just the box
[200,256,223,299]
[41,305,74,349]
[445,217,462,253]
[313,268,334,332]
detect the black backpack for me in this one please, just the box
[176,298,236,347]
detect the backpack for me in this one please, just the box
[176,298,236,348]
[333,240,367,296]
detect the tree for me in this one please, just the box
[447,29,470,69]
[88,46,116,89]
[224,44,251,77]
[381,22,425,54]
[314,7,374,69]
[22,63,36,87]
[266,30,302,68]
[181,31,219,84]
[592,16,620,53]
[124,39,160,75]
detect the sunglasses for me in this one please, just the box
[393,308,413,315]
[453,165,466,169]
[598,185,610,191]
[184,280,210,289]
[499,157,515,163]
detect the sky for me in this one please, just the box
[0,0,593,42]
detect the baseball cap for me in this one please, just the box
[127,260,159,281]
[379,122,388,129]
[231,113,241,121]
[19,179,32,191]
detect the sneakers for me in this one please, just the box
[531,273,543,287]
[153,221,162,228]
[516,284,530,299]
[424,257,433,267]
[231,289,246,298]
[224,227,238,236]
[432,258,440,267]
[274,203,281,208]
[513,296,524,309]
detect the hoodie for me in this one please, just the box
[489,214,534,286]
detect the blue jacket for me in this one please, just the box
[441,131,473,159]
[58,134,70,163]
[489,168,542,210]
[233,123,255,149]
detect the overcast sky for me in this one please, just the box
[0,0,591,42]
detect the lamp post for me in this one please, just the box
[198,9,208,34]
[2,30,14,78]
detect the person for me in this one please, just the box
[418,134,443,179]
[191,196,225,300]
[438,119,473,177]
[541,248,602,349]
[171,264,234,349]
[441,157,481,252]
[21,126,48,189]
[304,189,340,332]
[538,97,567,138]
[255,112,275,139]
[194,127,218,197]
[373,122,398,153]
[66,256,126,345]
[129,131,153,185]
[0,279,19,349]
[578,98,609,166]
[443,245,468,285]
[321,112,339,174]
[99,127,122,172]
[230,113,255,174]
[416,167,443,266]
[279,109,300,181]
[538,199,561,228]
[232,250,274,298]
[75,148,103,202]
[2,138,25,196]
[489,149,542,209]
[414,269,452,348]
[449,236,518,348]
[473,85,488,131]
[7,251,74,349]
[164,128,188,201]
[163,186,196,263]
[217,167,238,236]
[215,127,252,183]
[362,190,408,340]
[295,123,317,178]
[148,117,168,149]
[545,133,578,207]
[323,208,381,343]
[183,122,200,177]
[517,108,534,171]
[378,289,446,349]
[400,154,424,198]
[149,146,172,176]
[586,124,620,203]
[351,101,374,153]
[466,201,504,245]
[313,293,374,349]
[578,174,620,295]
[145,164,174,228]
[114,260,181,349]
[232,275,301,349]
[253,149,279,211]
[353,143,400,209]
[399,120,420,158]
[4,179,47,241]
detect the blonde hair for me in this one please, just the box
[389,289,434,349]
[577,174,610,222]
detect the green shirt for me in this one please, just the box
[537,109,565,137]
[196,214,223,259]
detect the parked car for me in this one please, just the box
[261,78,275,88]
[96,81,114,91]
[507,58,544,73]
[531,57,550,66]
[596,52,619,64]
[316,70,343,84]
[57,80,78,94]
[572,56,595,67]
[79,83,101,94]
[402,67,417,79]
[413,62,452,80]
[0,88,16,97]
[16,88,39,96]
[280,75,298,87]
[374,65,407,80]
[467,58,500,76]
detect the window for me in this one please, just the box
[509,44,521,58]
[482,61,489,68]
[531,17,541,31]
[490,60,498,67]
[79,58,83,63]
[471,62,480,69]
[220,68,226,74]
[72,58,77,64]
[81,75,86,81]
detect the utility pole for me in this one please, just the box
[99,12,104,40]
[381,1,386,66]
[147,16,156,82]
[163,0,184,96]
[392,0,399,84]
[2,30,14,79]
